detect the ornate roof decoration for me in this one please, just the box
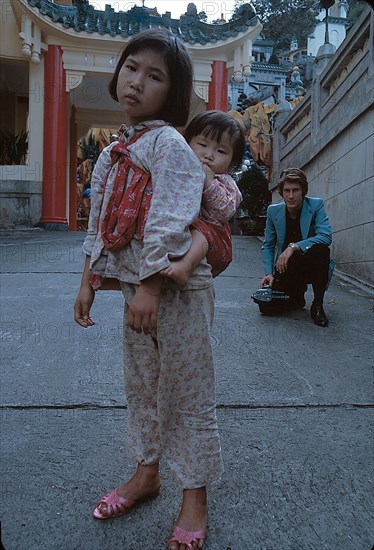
[251,62,290,74]
[25,0,259,43]
[254,37,275,47]
[325,15,351,26]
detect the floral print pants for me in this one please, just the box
[121,283,224,489]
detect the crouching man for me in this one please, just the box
[260,168,334,327]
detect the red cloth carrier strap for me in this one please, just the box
[101,127,158,252]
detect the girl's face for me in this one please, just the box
[189,130,234,174]
[116,48,170,126]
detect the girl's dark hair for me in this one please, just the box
[278,167,308,197]
[109,28,193,127]
[184,110,246,171]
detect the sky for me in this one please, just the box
[89,1,238,22]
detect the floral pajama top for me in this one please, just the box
[82,120,212,290]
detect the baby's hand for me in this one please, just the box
[202,163,215,188]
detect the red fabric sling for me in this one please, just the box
[191,219,233,277]
[101,127,159,252]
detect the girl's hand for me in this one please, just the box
[74,284,95,327]
[127,275,162,335]
[74,256,95,328]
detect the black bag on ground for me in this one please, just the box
[251,285,289,315]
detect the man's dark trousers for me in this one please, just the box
[274,244,330,305]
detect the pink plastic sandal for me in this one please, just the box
[168,524,206,549]
[93,487,136,519]
[93,487,159,520]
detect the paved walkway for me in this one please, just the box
[1,230,373,550]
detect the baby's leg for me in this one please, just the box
[161,229,208,286]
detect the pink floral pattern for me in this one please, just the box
[201,174,242,226]
[82,120,223,488]
[83,121,212,288]
[193,174,242,277]
[121,283,224,488]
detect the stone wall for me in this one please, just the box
[0,176,42,229]
[272,8,373,285]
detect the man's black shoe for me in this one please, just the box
[311,302,329,327]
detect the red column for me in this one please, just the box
[39,45,68,229]
[207,60,228,111]
[69,105,77,231]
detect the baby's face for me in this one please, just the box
[189,130,234,174]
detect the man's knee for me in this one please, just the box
[306,244,330,261]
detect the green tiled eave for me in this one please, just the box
[26,0,260,43]
[251,62,290,74]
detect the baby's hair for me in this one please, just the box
[109,29,193,127]
[184,110,246,171]
[278,167,308,197]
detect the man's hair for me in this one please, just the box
[184,110,246,171]
[278,167,308,197]
[109,29,193,127]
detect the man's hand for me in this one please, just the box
[127,275,162,335]
[260,274,274,288]
[275,247,295,274]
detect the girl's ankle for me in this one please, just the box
[183,486,207,503]
[136,463,160,477]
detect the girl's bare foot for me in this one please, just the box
[168,487,207,550]
[95,463,160,517]
[161,258,194,287]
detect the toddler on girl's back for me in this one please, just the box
[161,110,245,286]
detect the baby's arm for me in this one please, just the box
[202,174,242,224]
[160,169,229,286]
[160,229,208,287]
[160,173,241,286]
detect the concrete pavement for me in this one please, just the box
[1,230,373,550]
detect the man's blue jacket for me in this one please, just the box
[261,196,334,284]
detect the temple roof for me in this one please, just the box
[26,0,259,43]
[251,62,290,74]
[325,15,350,26]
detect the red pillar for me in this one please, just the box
[39,45,68,229]
[207,61,228,111]
[69,105,78,231]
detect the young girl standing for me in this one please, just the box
[74,29,223,550]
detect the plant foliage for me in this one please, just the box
[346,0,369,27]
[232,1,320,51]
[237,164,272,218]
[0,130,29,165]
[78,131,100,163]
[232,1,371,51]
